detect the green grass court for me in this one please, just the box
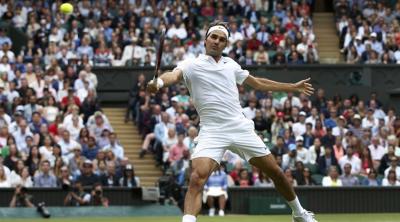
[4,214,400,222]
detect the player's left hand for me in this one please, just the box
[294,77,314,96]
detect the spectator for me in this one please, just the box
[368,136,386,169]
[339,146,362,175]
[101,161,119,187]
[119,164,140,188]
[384,156,400,181]
[294,136,308,164]
[102,133,124,160]
[254,171,274,187]
[77,160,100,187]
[34,160,57,187]
[204,165,228,217]
[382,170,400,186]
[308,138,325,165]
[340,163,360,186]
[362,169,381,186]
[168,132,188,166]
[322,166,343,187]
[0,164,10,187]
[271,136,289,157]
[298,167,317,186]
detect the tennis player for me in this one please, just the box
[147,21,317,222]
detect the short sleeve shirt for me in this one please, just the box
[175,54,250,128]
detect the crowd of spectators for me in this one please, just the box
[335,0,400,64]
[0,0,318,68]
[0,2,142,192]
[135,69,400,187]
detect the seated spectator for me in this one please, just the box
[57,166,72,188]
[271,136,289,157]
[384,156,400,181]
[119,164,140,188]
[204,165,228,217]
[294,136,308,164]
[168,132,186,166]
[77,160,100,187]
[63,181,91,206]
[0,164,10,187]
[322,166,343,187]
[308,138,325,165]
[340,163,360,186]
[88,112,113,141]
[101,161,119,187]
[34,160,57,187]
[282,144,298,171]
[284,168,297,187]
[82,136,100,160]
[69,145,86,179]
[318,146,339,175]
[339,146,361,175]
[254,171,274,187]
[298,167,317,186]
[382,170,400,186]
[361,169,381,186]
[102,133,124,160]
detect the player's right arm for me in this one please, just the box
[146,69,183,93]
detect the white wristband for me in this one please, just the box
[157,78,164,88]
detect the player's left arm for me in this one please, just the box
[243,75,314,96]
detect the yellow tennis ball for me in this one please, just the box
[60,3,73,14]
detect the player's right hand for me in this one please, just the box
[146,79,159,93]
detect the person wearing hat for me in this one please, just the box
[69,144,86,178]
[295,135,308,164]
[166,96,180,120]
[349,114,363,138]
[119,164,140,188]
[332,115,348,138]
[282,143,298,171]
[369,32,383,55]
[292,111,307,137]
[77,159,100,187]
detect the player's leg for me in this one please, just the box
[249,155,295,200]
[182,157,219,222]
[249,154,317,222]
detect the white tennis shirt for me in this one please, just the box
[175,54,250,129]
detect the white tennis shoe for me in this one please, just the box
[292,210,318,222]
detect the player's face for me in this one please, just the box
[205,30,227,57]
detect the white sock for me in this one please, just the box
[287,196,305,216]
[182,214,196,222]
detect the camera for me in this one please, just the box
[37,202,51,218]
[95,190,102,196]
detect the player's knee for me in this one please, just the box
[188,171,207,190]
[267,165,284,180]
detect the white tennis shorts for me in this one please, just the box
[191,119,270,163]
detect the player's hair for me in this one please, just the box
[206,20,231,38]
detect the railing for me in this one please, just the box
[1,186,399,214]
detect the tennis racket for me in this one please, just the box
[154,29,166,81]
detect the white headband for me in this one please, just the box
[207,25,229,38]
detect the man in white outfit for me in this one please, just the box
[147,21,317,222]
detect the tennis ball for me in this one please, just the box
[60,3,73,14]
